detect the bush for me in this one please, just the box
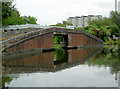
[109,25,120,34]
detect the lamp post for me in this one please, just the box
[115,0,117,11]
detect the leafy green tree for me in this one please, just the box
[2,1,37,26]
[109,24,119,34]
[51,21,73,28]
[110,11,120,29]
[2,9,26,26]
[54,35,63,44]
[62,21,73,25]
[2,2,13,20]
[89,18,112,27]
[27,16,37,24]
[21,16,37,24]
[76,11,120,44]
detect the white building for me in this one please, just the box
[84,16,89,27]
[118,1,120,13]
[67,15,102,27]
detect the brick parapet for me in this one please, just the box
[8,33,53,52]
[1,27,103,52]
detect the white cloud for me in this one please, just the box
[14,0,118,25]
[7,65,117,87]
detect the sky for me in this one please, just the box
[13,0,119,25]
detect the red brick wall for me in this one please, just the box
[6,52,54,68]
[8,32,102,52]
[68,33,101,47]
[8,33,53,52]
[68,47,100,63]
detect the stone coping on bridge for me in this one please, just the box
[1,27,104,52]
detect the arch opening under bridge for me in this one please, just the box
[53,32,68,48]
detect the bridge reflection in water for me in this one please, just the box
[3,46,120,87]
[3,47,102,73]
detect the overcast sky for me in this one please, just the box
[13,0,119,25]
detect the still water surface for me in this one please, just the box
[2,46,120,87]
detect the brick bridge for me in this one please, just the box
[2,27,103,52]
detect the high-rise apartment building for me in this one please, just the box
[67,15,102,27]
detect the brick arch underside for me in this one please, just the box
[9,33,53,52]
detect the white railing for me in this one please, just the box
[2,24,74,31]
[2,24,44,30]
[2,24,56,31]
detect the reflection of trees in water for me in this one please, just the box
[2,73,19,88]
[54,49,68,65]
[54,49,63,61]
[3,46,119,87]
[87,46,120,74]
[2,77,13,88]
[2,71,19,88]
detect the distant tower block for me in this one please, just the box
[118,1,120,13]
[115,0,117,11]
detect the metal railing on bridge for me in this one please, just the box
[2,24,66,32]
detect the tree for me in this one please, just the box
[80,11,120,44]
[2,2,13,20]
[27,16,37,24]
[109,24,119,34]
[51,21,73,28]
[2,1,37,26]
[2,8,26,26]
[110,11,120,29]
[54,35,63,44]
[21,16,37,24]
[62,21,73,25]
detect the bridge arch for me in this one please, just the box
[2,27,103,53]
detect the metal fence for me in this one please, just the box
[2,24,66,32]
[2,24,46,31]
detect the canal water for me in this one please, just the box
[2,46,120,87]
